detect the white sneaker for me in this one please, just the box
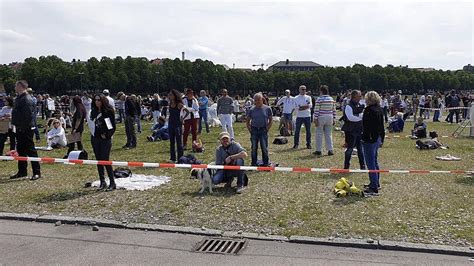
[236,186,246,194]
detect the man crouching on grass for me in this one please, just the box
[213,132,248,193]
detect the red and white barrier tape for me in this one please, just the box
[0,156,471,175]
[417,106,471,111]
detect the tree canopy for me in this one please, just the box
[1,55,473,96]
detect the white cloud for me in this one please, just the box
[0,1,472,70]
[189,44,221,58]
[64,33,107,45]
[446,51,465,57]
[0,29,33,42]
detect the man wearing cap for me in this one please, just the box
[103,89,115,111]
[276,89,295,135]
[213,132,248,193]
[10,80,41,180]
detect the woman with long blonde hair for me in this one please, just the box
[361,91,385,196]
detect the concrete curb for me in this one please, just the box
[0,212,472,257]
[289,235,378,250]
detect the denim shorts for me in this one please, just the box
[282,113,292,121]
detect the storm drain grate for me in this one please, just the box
[194,237,248,255]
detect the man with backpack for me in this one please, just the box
[276,89,295,136]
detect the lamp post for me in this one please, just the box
[78,72,84,92]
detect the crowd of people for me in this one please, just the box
[335,89,472,124]
[0,79,472,195]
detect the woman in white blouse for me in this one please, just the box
[47,119,67,148]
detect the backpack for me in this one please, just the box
[273,137,288,145]
[178,154,202,164]
[113,167,132,178]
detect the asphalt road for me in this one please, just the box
[0,220,471,265]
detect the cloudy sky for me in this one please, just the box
[0,0,472,70]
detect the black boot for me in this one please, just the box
[107,177,116,191]
[98,177,107,190]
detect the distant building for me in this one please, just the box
[234,68,253,72]
[463,64,474,73]
[412,68,435,72]
[268,59,324,71]
[217,64,231,70]
[8,62,22,71]
[71,59,86,65]
[150,58,164,65]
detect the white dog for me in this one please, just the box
[190,166,216,194]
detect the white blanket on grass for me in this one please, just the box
[92,174,171,191]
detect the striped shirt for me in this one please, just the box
[313,95,336,120]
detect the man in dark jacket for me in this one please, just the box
[446,90,460,124]
[341,90,366,170]
[123,94,137,149]
[10,80,41,180]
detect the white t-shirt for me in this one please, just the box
[401,100,407,108]
[293,94,312,118]
[82,96,92,113]
[0,106,12,118]
[276,96,295,114]
[47,126,67,147]
[106,96,115,110]
[233,100,240,113]
[419,95,425,106]
[47,98,55,111]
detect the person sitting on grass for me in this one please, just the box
[48,110,66,130]
[47,119,67,148]
[416,131,445,150]
[212,132,248,194]
[147,116,169,142]
[387,112,404,133]
[412,117,427,139]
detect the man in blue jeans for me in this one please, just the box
[293,85,313,149]
[246,93,273,166]
[198,90,210,133]
[212,132,248,193]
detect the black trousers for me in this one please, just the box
[447,110,460,123]
[344,133,365,169]
[91,137,114,180]
[168,125,183,162]
[0,129,16,155]
[67,141,84,154]
[124,115,136,147]
[16,128,41,176]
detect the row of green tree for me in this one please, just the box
[1,55,473,96]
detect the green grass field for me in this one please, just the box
[0,115,472,246]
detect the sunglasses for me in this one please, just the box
[95,99,101,101]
